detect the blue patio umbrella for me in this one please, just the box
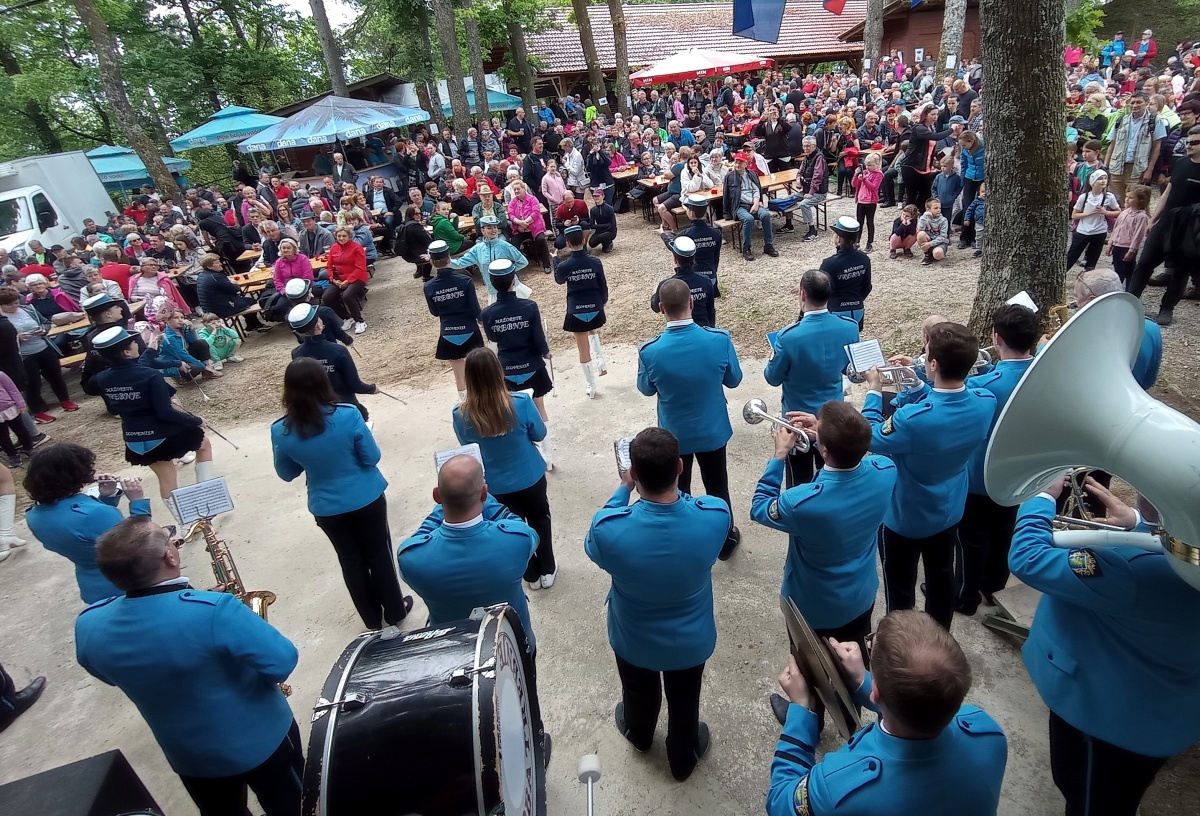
[440,88,524,117]
[170,106,284,151]
[237,96,429,153]
[86,145,192,190]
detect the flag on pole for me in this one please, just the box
[823,0,847,13]
[732,0,787,45]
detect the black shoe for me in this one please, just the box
[763,244,779,258]
[1155,308,1174,326]
[602,242,612,253]
[769,692,790,727]
[921,253,933,266]
[412,268,423,279]
[719,526,741,561]
[955,597,980,616]
[957,241,969,250]
[778,223,795,234]
[30,433,49,449]
[865,243,874,253]
[802,228,818,242]
[615,702,652,753]
[541,732,553,769]
[981,591,998,607]
[670,722,711,781]
[742,249,754,262]
[0,676,46,733]
[973,249,982,258]
[878,200,895,208]
[1148,272,1172,286]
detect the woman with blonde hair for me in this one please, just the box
[452,347,556,589]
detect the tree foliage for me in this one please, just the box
[1065,0,1106,52]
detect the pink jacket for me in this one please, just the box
[540,173,567,211]
[507,193,546,236]
[0,371,25,413]
[25,288,81,313]
[274,253,314,292]
[852,169,883,204]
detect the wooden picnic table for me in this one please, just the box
[761,169,798,193]
[48,300,145,337]
[237,249,261,262]
[611,167,639,182]
[229,268,272,293]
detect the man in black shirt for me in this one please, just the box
[1128,125,1200,325]
[506,108,534,155]
[145,233,179,265]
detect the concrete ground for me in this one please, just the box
[0,351,1196,815]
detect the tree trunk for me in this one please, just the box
[968,0,1067,336]
[176,0,223,112]
[937,0,967,77]
[863,0,885,75]
[570,0,608,112]
[433,0,472,129]
[0,38,63,153]
[70,0,181,199]
[606,0,631,116]
[462,3,491,123]
[309,0,349,97]
[413,1,448,132]
[504,11,537,112]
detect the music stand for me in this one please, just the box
[780,596,862,740]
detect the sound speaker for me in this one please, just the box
[0,750,162,816]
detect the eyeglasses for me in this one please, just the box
[1187,140,1200,147]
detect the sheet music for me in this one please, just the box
[845,339,886,373]
[171,477,234,525]
[614,437,633,473]
[434,443,484,474]
[766,331,780,352]
[1006,290,1039,312]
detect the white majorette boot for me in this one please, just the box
[589,335,608,376]
[581,363,597,399]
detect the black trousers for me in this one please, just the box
[784,444,825,489]
[615,654,706,779]
[494,475,556,583]
[880,524,959,630]
[0,416,34,457]
[1127,217,1200,309]
[0,660,19,729]
[178,719,304,816]
[955,178,981,226]
[1049,712,1168,816]
[21,347,70,413]
[855,201,877,245]
[900,166,934,210]
[678,445,732,515]
[1066,231,1107,271]
[314,493,409,629]
[957,492,1019,603]
[880,166,899,204]
[322,280,366,323]
[177,340,214,382]
[588,229,616,250]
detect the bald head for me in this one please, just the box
[435,455,486,518]
[922,314,949,343]
[658,278,692,319]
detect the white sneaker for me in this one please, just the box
[354,321,368,335]
[540,564,559,589]
[177,451,197,465]
[526,579,542,591]
[212,360,223,371]
[379,625,401,640]
[228,355,245,363]
[0,549,9,563]
[342,318,354,331]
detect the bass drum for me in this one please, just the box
[302,604,546,816]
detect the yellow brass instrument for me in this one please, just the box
[183,517,292,696]
[1047,304,1072,337]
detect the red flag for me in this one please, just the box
[824,0,847,13]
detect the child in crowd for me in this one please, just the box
[959,181,987,258]
[1070,139,1106,207]
[0,370,35,467]
[931,156,963,225]
[1067,170,1120,272]
[889,204,919,259]
[852,153,883,252]
[3,267,27,295]
[1107,184,1151,285]
[541,159,566,213]
[916,199,950,265]
[197,312,244,371]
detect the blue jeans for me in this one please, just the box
[735,205,773,248]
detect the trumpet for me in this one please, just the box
[846,364,921,387]
[742,398,812,452]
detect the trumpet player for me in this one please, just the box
[750,402,895,687]
[1011,476,1200,816]
[955,304,1037,615]
[637,279,743,559]
[76,515,303,816]
[763,270,859,486]
[862,322,995,630]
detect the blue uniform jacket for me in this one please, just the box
[764,311,859,415]
[1010,496,1200,757]
[27,492,151,604]
[291,336,374,406]
[637,321,743,455]
[397,498,538,651]
[863,387,994,537]
[964,358,1033,495]
[585,485,729,670]
[95,359,203,452]
[554,249,608,321]
[818,246,872,313]
[424,268,482,341]
[75,588,298,777]
[450,236,529,300]
[649,267,716,327]
[1134,317,1161,390]
[481,292,550,386]
[453,392,546,495]
[271,404,387,516]
[767,674,1007,815]
[751,455,896,629]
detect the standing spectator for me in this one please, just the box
[0,287,77,423]
[1132,29,1157,69]
[1107,185,1152,285]
[1104,93,1166,201]
[852,153,883,251]
[1066,171,1120,272]
[507,107,535,154]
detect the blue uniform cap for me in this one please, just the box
[287,303,319,332]
[672,236,697,257]
[479,215,501,227]
[283,278,312,300]
[488,259,515,283]
[428,240,450,259]
[684,194,709,210]
[92,326,132,349]
[564,225,583,236]
[81,292,116,314]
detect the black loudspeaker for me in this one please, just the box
[0,749,163,816]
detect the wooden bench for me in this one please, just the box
[60,352,87,369]
[225,304,264,339]
[714,218,741,251]
[812,194,843,231]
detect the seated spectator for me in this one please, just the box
[196,254,267,332]
[890,204,920,258]
[916,199,950,265]
[24,274,81,323]
[430,200,469,255]
[554,189,590,250]
[83,265,123,301]
[507,180,552,275]
[273,238,315,292]
[323,226,370,335]
[298,211,334,259]
[395,206,432,281]
[349,214,378,265]
[56,255,90,304]
[197,313,244,371]
[448,178,474,217]
[155,302,221,381]
[125,258,185,313]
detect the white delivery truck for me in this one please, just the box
[0,151,115,254]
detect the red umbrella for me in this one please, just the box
[630,48,774,88]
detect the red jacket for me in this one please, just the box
[465,175,500,198]
[328,239,368,285]
[123,205,148,226]
[99,261,132,288]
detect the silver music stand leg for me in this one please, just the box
[577,754,601,816]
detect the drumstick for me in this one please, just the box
[203,422,239,450]
[375,388,407,405]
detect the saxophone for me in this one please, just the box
[183,517,292,697]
